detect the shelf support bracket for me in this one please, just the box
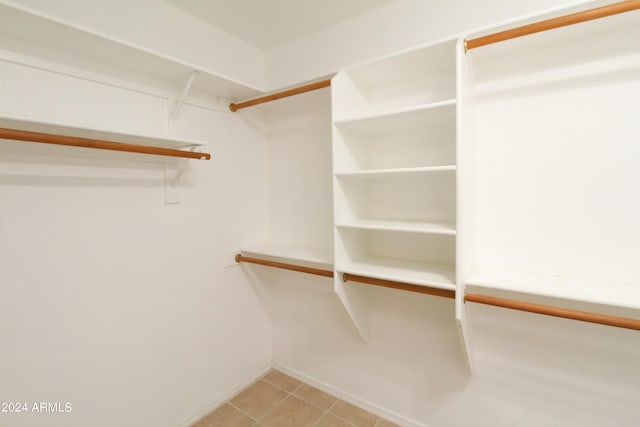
[335,273,369,342]
[171,71,199,121]
[171,146,197,187]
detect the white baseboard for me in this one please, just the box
[272,362,426,427]
[176,363,271,427]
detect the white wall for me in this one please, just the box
[262,258,640,427]
[263,88,333,253]
[2,0,265,91]
[265,0,596,89]
[0,44,271,427]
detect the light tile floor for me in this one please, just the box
[192,369,401,427]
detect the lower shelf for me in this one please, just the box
[240,242,333,271]
[337,256,455,290]
[467,268,640,310]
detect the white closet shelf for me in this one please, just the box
[336,219,456,235]
[467,268,640,310]
[335,165,455,178]
[0,3,262,101]
[333,99,456,125]
[333,99,455,134]
[338,257,455,290]
[241,242,333,271]
[0,113,207,149]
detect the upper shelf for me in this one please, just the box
[467,268,640,311]
[336,219,456,236]
[333,99,456,126]
[0,3,262,101]
[468,6,640,93]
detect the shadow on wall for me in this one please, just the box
[464,302,640,426]
[0,139,188,188]
[240,264,472,421]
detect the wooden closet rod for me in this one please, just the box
[342,273,456,299]
[229,79,331,112]
[0,128,211,160]
[465,293,640,331]
[236,255,640,331]
[235,254,334,278]
[465,0,640,51]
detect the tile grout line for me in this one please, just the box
[319,399,361,427]
[262,375,342,425]
[261,373,353,427]
[227,401,262,424]
[227,371,302,425]
[310,398,334,427]
[251,376,300,425]
[221,371,389,427]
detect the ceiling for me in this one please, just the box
[165,0,397,49]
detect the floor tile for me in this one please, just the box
[375,418,401,427]
[316,413,357,427]
[262,369,301,392]
[260,395,324,427]
[292,383,337,411]
[230,380,288,420]
[191,404,254,427]
[330,400,379,427]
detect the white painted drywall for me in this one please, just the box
[265,0,597,89]
[1,0,265,91]
[263,270,640,426]
[0,51,271,427]
[262,88,333,254]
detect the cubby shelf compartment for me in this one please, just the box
[335,165,455,178]
[332,39,457,121]
[335,172,456,226]
[336,220,455,236]
[333,101,456,172]
[467,268,640,311]
[241,242,333,271]
[338,258,456,290]
[336,227,456,288]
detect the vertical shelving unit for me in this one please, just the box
[455,38,477,370]
[331,39,459,341]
